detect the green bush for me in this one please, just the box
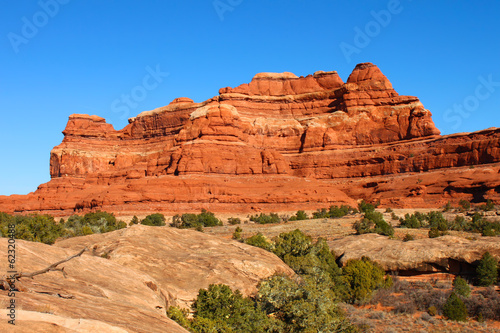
[427,306,437,316]
[400,212,427,228]
[0,211,126,244]
[257,275,355,332]
[428,227,443,238]
[354,211,394,236]
[341,257,387,304]
[428,211,448,231]
[141,213,166,226]
[227,217,241,225]
[452,276,471,298]
[358,200,378,213]
[270,229,343,290]
[402,233,414,242]
[172,210,222,229]
[312,205,356,219]
[476,252,498,286]
[480,199,495,211]
[249,213,281,224]
[191,284,276,333]
[273,229,313,259]
[459,199,471,210]
[129,215,139,226]
[232,226,242,240]
[449,215,467,231]
[288,210,308,221]
[166,306,191,330]
[244,233,274,252]
[442,292,467,321]
[11,214,66,245]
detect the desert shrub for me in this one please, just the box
[354,211,394,236]
[329,205,356,218]
[83,211,116,226]
[257,275,355,333]
[271,230,343,293]
[476,252,498,286]
[463,287,500,320]
[232,226,242,240]
[369,286,396,307]
[428,227,445,238]
[288,210,308,221]
[427,211,448,231]
[129,215,139,226]
[249,212,281,224]
[443,201,452,212]
[479,199,495,211]
[0,211,126,244]
[166,306,191,330]
[403,233,414,242]
[312,207,329,219]
[10,214,66,244]
[393,300,417,314]
[189,284,277,333]
[197,210,221,227]
[391,212,399,221]
[172,210,222,229]
[385,208,393,213]
[341,257,387,304]
[368,310,385,320]
[358,200,378,213]
[449,215,468,231]
[399,212,427,228]
[442,292,467,321]
[227,217,241,225]
[459,199,471,210]
[244,233,274,252]
[353,218,374,235]
[452,276,471,298]
[407,287,449,313]
[141,213,166,226]
[312,205,356,219]
[273,229,313,259]
[427,306,437,316]
[66,211,126,234]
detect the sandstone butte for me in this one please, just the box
[1,62,499,216]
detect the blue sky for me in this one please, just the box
[1,0,499,195]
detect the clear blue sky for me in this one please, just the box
[1,1,499,195]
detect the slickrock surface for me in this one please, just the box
[0,225,293,332]
[0,238,188,333]
[55,225,295,308]
[1,62,499,215]
[328,234,500,274]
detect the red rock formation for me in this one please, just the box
[0,63,499,216]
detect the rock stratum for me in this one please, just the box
[1,62,500,215]
[329,233,500,276]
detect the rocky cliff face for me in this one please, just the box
[1,63,499,215]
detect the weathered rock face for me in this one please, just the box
[0,62,499,215]
[0,237,189,333]
[55,225,295,309]
[328,234,500,275]
[0,225,293,332]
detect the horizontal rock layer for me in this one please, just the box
[0,63,499,215]
[329,234,500,274]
